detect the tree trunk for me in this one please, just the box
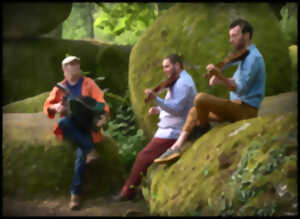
[88,3,94,38]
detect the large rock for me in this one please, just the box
[2,112,126,199]
[3,2,72,39]
[129,3,292,138]
[141,112,297,216]
[3,38,131,105]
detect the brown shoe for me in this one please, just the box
[69,194,80,210]
[86,150,99,165]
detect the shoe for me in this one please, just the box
[86,150,99,165]
[113,193,132,202]
[154,148,181,164]
[69,194,80,210]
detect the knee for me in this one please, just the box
[194,92,209,107]
[58,116,69,129]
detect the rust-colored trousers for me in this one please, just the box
[120,138,176,198]
[183,92,258,133]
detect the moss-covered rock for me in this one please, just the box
[288,45,297,91]
[141,112,297,216]
[3,38,131,105]
[129,3,292,138]
[3,2,72,39]
[3,92,50,113]
[95,45,132,95]
[2,112,126,199]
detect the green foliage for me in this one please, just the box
[103,91,148,172]
[279,3,298,45]
[62,3,95,39]
[94,3,159,45]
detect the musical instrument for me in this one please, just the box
[204,48,249,79]
[144,73,179,102]
[56,83,105,132]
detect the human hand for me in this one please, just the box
[96,114,107,127]
[144,88,157,102]
[148,107,160,116]
[209,75,222,86]
[48,103,65,113]
[204,64,221,79]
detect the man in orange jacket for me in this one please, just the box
[43,56,110,210]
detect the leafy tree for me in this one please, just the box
[62,3,96,39]
[279,3,297,45]
[94,3,173,45]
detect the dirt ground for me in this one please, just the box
[2,194,150,216]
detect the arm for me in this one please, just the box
[88,79,110,116]
[206,64,237,91]
[154,82,191,116]
[43,87,63,119]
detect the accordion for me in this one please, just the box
[56,83,105,132]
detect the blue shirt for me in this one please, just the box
[154,70,197,139]
[66,77,83,97]
[230,44,266,109]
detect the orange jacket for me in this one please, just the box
[43,76,110,143]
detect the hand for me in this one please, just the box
[209,75,221,86]
[96,115,107,128]
[148,107,160,116]
[204,64,221,79]
[48,103,65,113]
[144,88,157,101]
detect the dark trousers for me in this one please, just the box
[58,116,94,195]
[120,137,176,198]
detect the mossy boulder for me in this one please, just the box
[141,112,297,216]
[3,2,72,39]
[3,37,131,105]
[2,112,126,199]
[3,92,50,113]
[288,45,297,91]
[129,3,292,138]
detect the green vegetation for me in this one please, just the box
[103,91,149,172]
[279,3,298,45]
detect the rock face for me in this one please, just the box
[3,2,72,39]
[2,112,126,199]
[141,112,297,216]
[140,91,297,216]
[129,3,292,138]
[3,38,131,105]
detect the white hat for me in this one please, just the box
[62,56,80,65]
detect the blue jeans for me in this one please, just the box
[58,116,94,195]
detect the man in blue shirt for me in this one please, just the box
[155,19,266,163]
[114,54,197,201]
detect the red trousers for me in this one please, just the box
[120,137,176,198]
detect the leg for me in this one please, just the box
[118,138,176,199]
[70,147,87,195]
[58,116,94,154]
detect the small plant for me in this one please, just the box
[103,91,148,172]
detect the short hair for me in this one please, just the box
[166,54,184,69]
[229,19,253,39]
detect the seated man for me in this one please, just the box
[43,56,110,210]
[114,54,197,201]
[155,18,266,164]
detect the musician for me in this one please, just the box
[155,19,266,164]
[43,56,110,210]
[114,54,197,201]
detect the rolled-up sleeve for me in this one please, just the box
[235,56,258,96]
[154,83,190,116]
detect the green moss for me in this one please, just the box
[3,91,50,113]
[140,112,297,216]
[3,112,125,200]
[129,3,292,138]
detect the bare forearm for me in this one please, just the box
[215,74,237,91]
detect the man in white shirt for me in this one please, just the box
[114,54,197,201]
